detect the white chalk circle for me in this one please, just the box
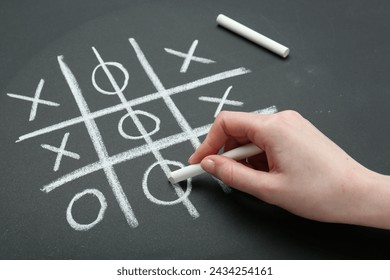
[92,61,129,95]
[118,110,161,140]
[66,188,107,231]
[143,160,192,205]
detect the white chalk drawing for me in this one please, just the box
[12,37,278,231]
[16,68,250,143]
[40,107,276,194]
[143,160,192,206]
[199,85,243,117]
[164,40,215,73]
[118,110,161,140]
[66,188,107,231]
[91,49,129,96]
[41,132,80,172]
[59,54,139,228]
[131,38,231,195]
[7,79,60,121]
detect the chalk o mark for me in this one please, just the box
[118,110,161,140]
[92,61,129,95]
[66,188,107,231]
[143,160,192,206]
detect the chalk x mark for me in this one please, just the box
[199,86,243,117]
[41,132,80,172]
[7,79,60,121]
[164,40,215,73]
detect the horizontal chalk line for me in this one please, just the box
[198,96,243,106]
[40,105,277,193]
[17,67,250,143]
[164,48,215,64]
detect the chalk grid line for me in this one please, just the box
[92,44,198,218]
[16,68,250,143]
[130,38,236,194]
[58,55,139,228]
[15,38,277,230]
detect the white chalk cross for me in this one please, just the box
[164,40,215,73]
[41,132,80,172]
[198,85,243,117]
[7,79,60,121]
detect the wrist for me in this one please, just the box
[347,168,390,230]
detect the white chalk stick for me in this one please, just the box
[216,14,289,58]
[168,143,263,184]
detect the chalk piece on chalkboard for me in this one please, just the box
[168,143,263,184]
[216,14,289,58]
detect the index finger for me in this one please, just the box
[188,111,260,164]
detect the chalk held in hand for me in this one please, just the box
[168,143,263,184]
[216,14,289,58]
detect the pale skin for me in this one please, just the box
[189,110,390,230]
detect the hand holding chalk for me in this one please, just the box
[168,143,262,184]
[186,110,390,230]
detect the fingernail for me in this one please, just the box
[188,153,195,163]
[201,158,215,173]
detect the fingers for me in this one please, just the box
[189,111,260,164]
[201,154,274,200]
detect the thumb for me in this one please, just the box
[201,155,274,199]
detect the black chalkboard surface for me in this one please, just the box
[1,0,390,259]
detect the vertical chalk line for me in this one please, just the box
[53,132,70,171]
[180,40,198,73]
[40,105,278,193]
[214,85,233,118]
[92,47,165,168]
[16,67,250,143]
[128,40,202,217]
[129,38,234,193]
[29,79,45,121]
[129,38,213,208]
[92,47,199,218]
[92,47,168,171]
[57,55,139,228]
[129,38,201,149]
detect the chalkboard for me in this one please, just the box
[1,0,390,259]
